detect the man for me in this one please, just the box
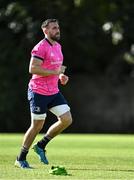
[15,19,72,168]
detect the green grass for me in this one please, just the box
[0,134,134,179]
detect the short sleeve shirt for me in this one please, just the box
[29,38,63,95]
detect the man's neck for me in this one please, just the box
[45,37,56,45]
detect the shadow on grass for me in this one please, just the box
[68,168,134,173]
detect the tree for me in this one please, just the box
[0,0,134,132]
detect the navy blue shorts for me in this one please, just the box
[28,88,69,115]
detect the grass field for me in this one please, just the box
[0,134,134,180]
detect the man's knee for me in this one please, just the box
[59,111,73,126]
[30,113,46,132]
[31,120,45,133]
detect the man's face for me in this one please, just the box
[46,22,60,41]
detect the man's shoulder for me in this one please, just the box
[33,39,48,50]
[55,41,62,48]
[36,38,47,46]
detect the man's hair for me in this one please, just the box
[41,19,59,29]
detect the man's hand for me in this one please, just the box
[59,74,69,85]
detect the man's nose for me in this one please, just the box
[57,28,60,33]
[57,30,60,33]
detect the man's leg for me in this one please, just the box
[33,111,72,165]
[46,111,72,137]
[37,111,72,150]
[22,120,45,149]
[15,119,45,168]
[33,93,73,164]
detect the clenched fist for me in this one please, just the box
[59,74,69,85]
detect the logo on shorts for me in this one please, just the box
[34,106,40,112]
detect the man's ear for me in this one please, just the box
[42,28,48,35]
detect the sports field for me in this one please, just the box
[0,134,134,180]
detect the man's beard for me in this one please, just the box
[51,33,60,41]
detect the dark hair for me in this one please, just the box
[41,19,59,28]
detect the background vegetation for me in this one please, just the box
[0,0,134,133]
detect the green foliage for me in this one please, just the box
[0,0,134,132]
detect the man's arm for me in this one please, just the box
[29,57,66,76]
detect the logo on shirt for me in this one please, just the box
[50,52,54,57]
[51,61,62,65]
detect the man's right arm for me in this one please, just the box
[29,57,66,76]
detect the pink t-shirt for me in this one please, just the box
[28,38,63,95]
